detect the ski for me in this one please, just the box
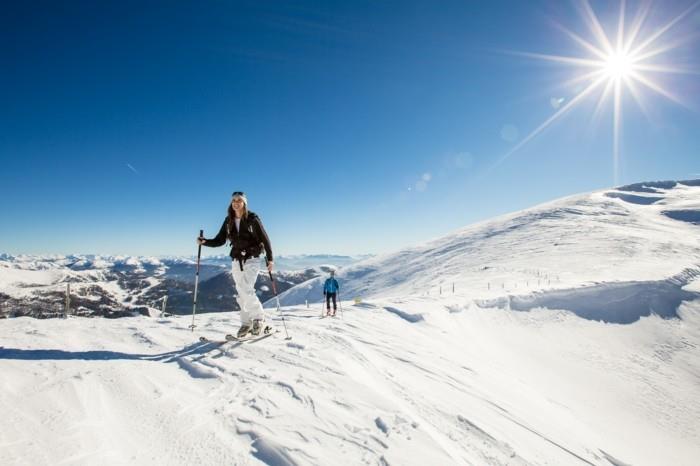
[198,336,228,344]
[225,325,277,342]
[198,325,278,345]
[225,332,275,343]
[198,333,275,344]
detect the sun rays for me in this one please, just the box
[497,0,700,184]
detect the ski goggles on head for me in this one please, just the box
[231,191,248,204]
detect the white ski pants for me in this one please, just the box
[231,258,265,325]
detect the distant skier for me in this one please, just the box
[323,270,340,316]
[197,191,273,338]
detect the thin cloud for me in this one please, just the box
[126,163,140,175]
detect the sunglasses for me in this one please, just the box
[232,191,245,197]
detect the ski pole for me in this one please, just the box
[269,271,292,340]
[338,289,344,319]
[189,229,203,331]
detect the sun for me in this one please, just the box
[495,0,699,184]
[603,50,634,80]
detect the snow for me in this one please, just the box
[275,182,700,309]
[685,277,700,293]
[1,180,699,465]
[0,266,66,298]
[0,255,168,306]
[1,299,699,465]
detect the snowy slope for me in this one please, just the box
[277,180,700,317]
[2,299,699,465]
[2,180,699,465]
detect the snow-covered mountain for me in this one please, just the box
[1,180,699,465]
[0,255,356,318]
[278,180,700,323]
[162,254,372,272]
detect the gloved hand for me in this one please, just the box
[323,291,326,296]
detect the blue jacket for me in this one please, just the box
[323,278,339,293]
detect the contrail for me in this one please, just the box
[126,163,139,175]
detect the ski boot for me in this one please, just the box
[237,323,252,338]
[251,318,265,336]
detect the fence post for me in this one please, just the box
[64,283,71,318]
[161,295,168,317]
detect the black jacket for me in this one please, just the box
[204,211,273,264]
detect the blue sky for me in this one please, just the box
[2,0,699,257]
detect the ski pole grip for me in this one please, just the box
[196,229,204,264]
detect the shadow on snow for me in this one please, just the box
[0,340,231,362]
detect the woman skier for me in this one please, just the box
[197,191,273,338]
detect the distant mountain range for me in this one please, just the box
[3,179,699,324]
[0,254,367,318]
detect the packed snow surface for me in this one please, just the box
[2,300,699,466]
